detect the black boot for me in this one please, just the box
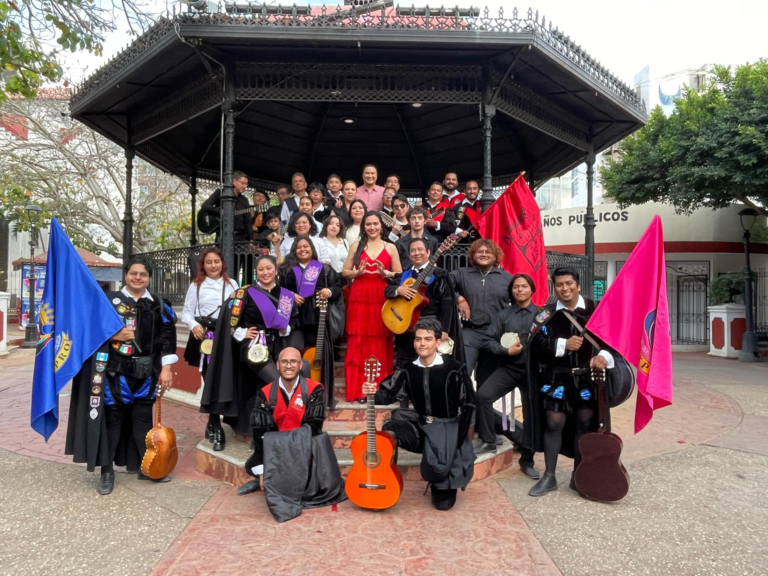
[137,471,171,483]
[213,427,226,452]
[97,471,115,495]
[473,442,498,455]
[237,478,261,496]
[519,461,541,480]
[206,422,215,443]
[528,474,558,497]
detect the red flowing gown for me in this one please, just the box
[344,248,394,401]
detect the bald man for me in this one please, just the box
[238,347,327,495]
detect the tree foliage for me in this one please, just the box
[601,60,768,216]
[0,0,159,104]
[0,95,206,255]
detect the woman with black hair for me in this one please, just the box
[307,182,330,224]
[342,211,402,402]
[279,236,343,406]
[345,198,367,242]
[473,273,541,477]
[277,211,330,263]
[201,255,298,441]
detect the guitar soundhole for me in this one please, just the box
[312,359,321,371]
[363,451,381,469]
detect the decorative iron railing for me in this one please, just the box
[135,242,589,306]
[71,5,645,115]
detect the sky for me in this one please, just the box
[61,0,768,89]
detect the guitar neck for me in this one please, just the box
[367,393,376,456]
[315,307,327,361]
[410,249,443,291]
[156,388,162,426]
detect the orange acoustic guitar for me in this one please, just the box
[381,234,459,334]
[302,298,328,382]
[345,356,403,510]
[140,385,178,480]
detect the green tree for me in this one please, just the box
[0,0,157,104]
[600,61,768,216]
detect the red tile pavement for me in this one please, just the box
[150,480,561,576]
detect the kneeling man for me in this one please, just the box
[362,318,475,510]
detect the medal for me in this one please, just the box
[247,343,268,364]
[500,332,520,348]
[437,337,454,355]
[200,338,214,355]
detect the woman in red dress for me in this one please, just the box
[342,212,402,402]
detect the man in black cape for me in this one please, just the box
[363,318,475,511]
[65,257,177,495]
[526,267,614,497]
[384,238,464,367]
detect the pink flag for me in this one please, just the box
[586,215,673,433]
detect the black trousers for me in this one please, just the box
[105,402,154,470]
[462,328,497,387]
[475,364,534,465]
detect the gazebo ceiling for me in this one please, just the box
[70,5,646,191]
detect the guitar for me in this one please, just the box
[379,212,408,238]
[140,385,178,479]
[302,298,328,382]
[426,206,446,221]
[381,234,459,335]
[573,368,630,502]
[197,203,270,235]
[345,356,403,510]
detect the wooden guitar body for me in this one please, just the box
[346,430,403,510]
[381,278,429,334]
[302,347,321,381]
[574,430,629,502]
[141,389,178,479]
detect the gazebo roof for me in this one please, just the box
[70,5,646,190]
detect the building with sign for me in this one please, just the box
[541,202,768,348]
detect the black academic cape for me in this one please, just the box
[527,299,602,456]
[65,291,177,472]
[384,267,465,365]
[375,357,476,490]
[279,263,342,403]
[200,285,298,435]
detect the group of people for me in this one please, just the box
[65,165,614,516]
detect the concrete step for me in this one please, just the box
[195,434,518,487]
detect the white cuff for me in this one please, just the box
[555,338,566,357]
[280,325,292,337]
[161,354,178,366]
[388,232,399,242]
[186,320,201,331]
[598,350,615,369]
[233,327,247,341]
[434,221,441,231]
[250,464,263,476]
[456,227,464,234]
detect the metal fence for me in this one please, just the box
[756,269,768,339]
[135,243,589,306]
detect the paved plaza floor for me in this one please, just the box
[1,350,766,575]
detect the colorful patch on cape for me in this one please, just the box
[535,309,551,323]
[230,317,239,327]
[232,306,241,316]
[91,386,101,395]
[90,396,100,408]
[236,289,244,298]
[231,298,241,308]
[89,408,98,420]
[92,374,103,384]
[95,362,106,372]
[96,352,108,362]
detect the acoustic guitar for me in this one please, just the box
[197,203,270,235]
[379,212,407,238]
[302,298,328,382]
[573,369,630,502]
[381,234,459,334]
[345,356,403,510]
[140,385,178,479]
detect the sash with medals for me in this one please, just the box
[292,260,323,298]
[110,296,136,356]
[244,286,295,363]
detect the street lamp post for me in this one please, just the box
[21,205,43,349]
[738,208,759,362]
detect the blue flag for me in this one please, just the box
[30,219,125,440]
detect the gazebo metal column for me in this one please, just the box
[220,84,236,274]
[583,135,596,299]
[189,168,198,247]
[122,143,135,270]
[481,71,496,212]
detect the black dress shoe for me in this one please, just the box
[237,478,261,496]
[213,428,226,452]
[528,474,558,497]
[519,463,541,480]
[206,423,215,443]
[473,442,498,455]
[137,471,171,483]
[97,471,115,495]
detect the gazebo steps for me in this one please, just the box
[195,434,518,488]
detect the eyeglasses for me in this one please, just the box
[126,271,149,278]
[393,203,407,210]
[278,359,301,366]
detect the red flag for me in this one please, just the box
[475,174,548,306]
[1,115,28,140]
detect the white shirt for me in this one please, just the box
[320,237,349,273]
[119,287,178,366]
[278,376,301,399]
[413,354,444,368]
[554,295,614,368]
[181,277,239,331]
[279,234,330,262]
[346,224,361,243]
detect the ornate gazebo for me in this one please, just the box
[70,3,646,299]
